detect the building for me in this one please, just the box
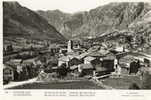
[103,52,116,60]
[49,44,60,55]
[50,48,60,54]
[129,60,140,74]
[67,40,73,53]
[51,66,58,72]
[3,65,14,83]
[90,56,115,76]
[70,65,79,74]
[3,44,13,55]
[79,64,94,76]
[91,58,102,68]
[144,58,151,67]
[114,46,125,52]
[68,57,82,67]
[75,52,89,60]
[101,59,115,74]
[88,51,105,59]
[59,48,67,55]
[84,56,96,64]
[58,56,70,67]
[9,59,23,67]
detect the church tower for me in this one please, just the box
[67,40,73,53]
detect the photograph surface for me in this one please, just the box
[3,0,151,90]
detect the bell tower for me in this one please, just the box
[67,40,73,53]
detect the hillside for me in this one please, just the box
[3,2,66,43]
[37,10,72,38]
[37,2,151,40]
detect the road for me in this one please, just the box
[4,77,37,89]
[6,80,104,89]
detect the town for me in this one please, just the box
[3,36,151,89]
[3,1,151,89]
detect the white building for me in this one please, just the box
[84,56,95,64]
[58,56,70,67]
[67,40,73,53]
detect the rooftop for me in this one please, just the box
[80,64,93,69]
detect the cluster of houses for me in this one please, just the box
[3,58,39,84]
[57,40,151,78]
[3,39,151,84]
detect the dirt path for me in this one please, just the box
[4,77,37,89]
[91,77,114,89]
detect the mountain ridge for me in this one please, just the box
[37,2,151,39]
[3,1,66,43]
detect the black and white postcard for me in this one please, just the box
[1,0,151,100]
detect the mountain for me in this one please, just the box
[37,2,151,40]
[3,2,66,43]
[37,10,72,38]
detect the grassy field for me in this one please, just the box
[6,75,142,89]
[7,80,104,89]
[102,75,141,89]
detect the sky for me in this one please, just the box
[3,0,151,13]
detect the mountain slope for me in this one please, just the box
[3,2,66,43]
[37,10,72,38]
[37,2,151,39]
